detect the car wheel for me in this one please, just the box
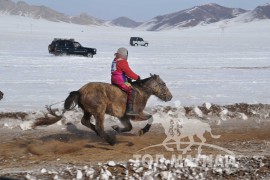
[144,43,148,47]
[58,52,67,56]
[86,53,93,58]
[55,51,61,56]
[134,43,138,46]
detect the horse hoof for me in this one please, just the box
[138,129,144,136]
[109,142,115,146]
[112,125,119,132]
[104,134,116,146]
[107,139,116,146]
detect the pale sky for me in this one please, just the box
[13,0,270,21]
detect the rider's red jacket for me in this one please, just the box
[111,58,139,86]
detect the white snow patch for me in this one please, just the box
[205,102,212,110]
[239,112,248,120]
[19,121,33,130]
[194,106,203,118]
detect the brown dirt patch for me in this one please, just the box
[0,122,270,170]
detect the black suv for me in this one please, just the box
[130,37,149,47]
[48,38,97,57]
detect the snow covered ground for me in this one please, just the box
[0,15,270,179]
[0,14,270,111]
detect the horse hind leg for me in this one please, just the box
[112,117,132,133]
[81,111,99,136]
[94,112,115,145]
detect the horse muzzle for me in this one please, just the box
[164,93,173,102]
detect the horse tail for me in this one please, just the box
[64,91,80,110]
[32,91,80,128]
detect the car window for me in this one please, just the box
[57,41,65,47]
[73,42,81,48]
[66,41,73,48]
[51,42,56,47]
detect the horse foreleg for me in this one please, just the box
[139,116,153,135]
[112,117,132,133]
[94,113,115,146]
[131,113,153,136]
[81,111,99,136]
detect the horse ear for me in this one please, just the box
[150,73,159,79]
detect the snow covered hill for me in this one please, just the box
[1,0,270,30]
[138,3,247,31]
[138,3,270,31]
[0,0,104,26]
[251,3,270,20]
[108,17,143,28]
[232,3,270,23]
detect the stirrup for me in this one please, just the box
[126,111,138,116]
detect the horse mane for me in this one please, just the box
[131,77,152,87]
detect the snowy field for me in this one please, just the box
[1,15,270,180]
[0,14,270,111]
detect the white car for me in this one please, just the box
[130,37,149,47]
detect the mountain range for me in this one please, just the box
[108,17,143,28]
[139,3,247,31]
[0,0,104,25]
[1,0,270,30]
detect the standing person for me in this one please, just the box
[111,47,140,115]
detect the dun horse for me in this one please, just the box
[33,74,172,145]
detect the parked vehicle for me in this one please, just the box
[130,37,149,47]
[48,38,97,57]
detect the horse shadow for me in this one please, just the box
[38,123,133,147]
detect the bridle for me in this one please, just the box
[140,77,167,97]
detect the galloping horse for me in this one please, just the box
[33,74,172,145]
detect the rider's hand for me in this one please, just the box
[124,82,132,87]
[127,78,132,83]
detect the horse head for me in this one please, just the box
[138,74,173,102]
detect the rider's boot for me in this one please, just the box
[125,90,138,116]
